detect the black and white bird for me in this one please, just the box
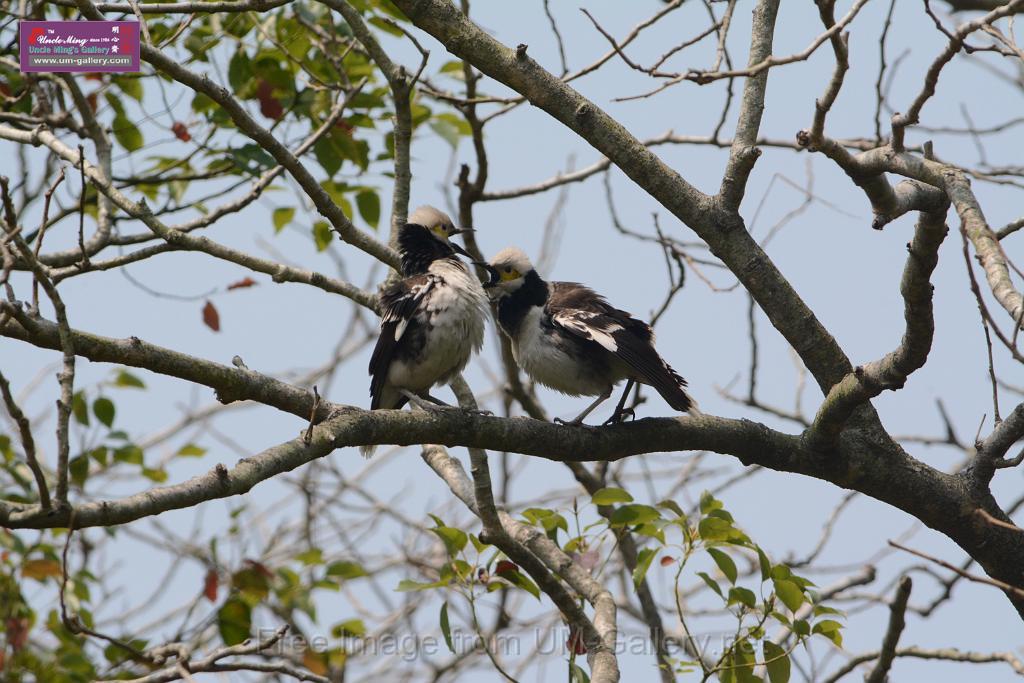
[484,247,698,425]
[363,206,489,456]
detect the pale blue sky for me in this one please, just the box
[3,1,1023,680]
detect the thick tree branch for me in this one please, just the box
[808,209,948,448]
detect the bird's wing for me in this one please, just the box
[368,273,438,409]
[548,282,693,412]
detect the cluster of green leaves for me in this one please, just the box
[394,490,845,682]
[593,488,844,682]
[212,537,373,677]
[0,526,104,681]
[66,369,184,490]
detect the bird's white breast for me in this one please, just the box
[512,306,609,397]
[388,259,487,390]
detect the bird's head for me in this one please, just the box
[406,205,472,258]
[483,246,534,298]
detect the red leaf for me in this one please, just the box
[660,556,676,567]
[85,92,98,113]
[566,625,586,655]
[495,560,518,575]
[0,81,11,97]
[84,73,104,82]
[256,80,283,120]
[227,277,257,291]
[203,568,218,602]
[202,300,220,332]
[171,121,191,142]
[6,617,28,650]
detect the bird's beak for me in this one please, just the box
[478,263,501,288]
[449,241,472,258]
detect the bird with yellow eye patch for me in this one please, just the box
[362,206,488,456]
[483,247,698,425]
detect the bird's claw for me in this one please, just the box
[553,417,584,427]
[602,408,635,426]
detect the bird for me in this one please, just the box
[483,247,698,425]
[362,205,489,456]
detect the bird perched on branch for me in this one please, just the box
[483,247,698,425]
[363,206,488,456]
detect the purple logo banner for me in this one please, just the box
[20,20,141,73]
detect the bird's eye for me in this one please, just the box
[504,266,513,273]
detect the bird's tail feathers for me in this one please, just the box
[655,361,697,414]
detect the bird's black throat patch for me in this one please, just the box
[399,223,459,275]
[496,269,549,337]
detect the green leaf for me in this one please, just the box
[569,662,590,683]
[142,467,168,483]
[114,370,146,389]
[272,207,295,233]
[440,601,455,653]
[500,568,541,599]
[295,548,323,565]
[773,578,804,613]
[763,641,790,683]
[657,499,685,518]
[429,118,461,148]
[230,144,276,176]
[727,586,757,609]
[313,220,333,251]
[217,597,252,645]
[699,491,723,514]
[632,547,656,588]
[314,137,342,177]
[227,50,252,92]
[396,578,445,592]
[72,391,89,426]
[609,504,661,527]
[706,547,738,584]
[812,619,843,647]
[356,190,380,229]
[696,571,723,598]
[591,487,634,505]
[113,115,144,152]
[112,75,142,101]
[92,397,115,428]
[697,516,734,542]
[114,445,143,465]
[176,443,206,457]
[439,60,463,74]
[634,522,665,544]
[326,561,367,580]
[89,446,108,466]
[69,455,89,487]
[232,565,271,600]
[813,604,846,617]
[757,546,772,581]
[331,618,366,638]
[431,526,468,556]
